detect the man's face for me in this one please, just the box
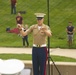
[37,18,44,26]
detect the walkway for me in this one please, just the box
[0,47,76,59]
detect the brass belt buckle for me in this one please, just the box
[37,45,40,47]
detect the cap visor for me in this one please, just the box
[37,17,43,20]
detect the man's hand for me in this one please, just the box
[17,24,22,30]
[41,27,47,32]
[41,27,52,36]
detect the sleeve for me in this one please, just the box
[46,25,51,31]
[26,25,35,34]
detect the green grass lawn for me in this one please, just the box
[0,0,76,48]
[0,54,76,62]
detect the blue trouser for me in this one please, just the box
[22,35,29,46]
[32,47,48,75]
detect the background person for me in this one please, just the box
[22,25,29,47]
[16,12,24,27]
[18,13,52,75]
[6,27,19,34]
[66,21,75,46]
[11,0,17,14]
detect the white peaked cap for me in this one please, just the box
[34,13,46,18]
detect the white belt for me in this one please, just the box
[33,44,46,47]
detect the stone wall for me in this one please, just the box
[23,61,76,75]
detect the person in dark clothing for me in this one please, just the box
[22,30,29,47]
[66,22,75,46]
[22,25,29,47]
[11,0,17,14]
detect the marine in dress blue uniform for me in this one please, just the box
[18,13,52,75]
